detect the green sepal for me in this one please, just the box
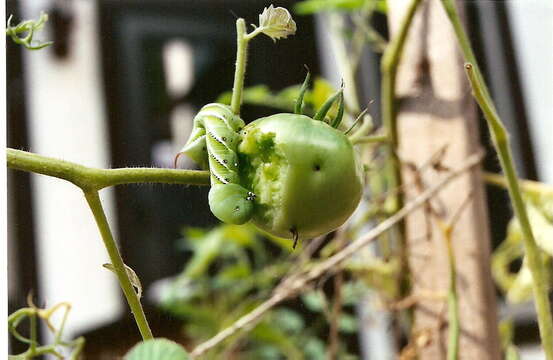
[294,68,311,115]
[330,91,345,128]
[313,88,343,122]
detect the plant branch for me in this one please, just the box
[464,63,553,359]
[351,134,389,145]
[7,148,210,191]
[190,151,483,357]
[6,148,212,341]
[83,190,153,340]
[440,191,473,360]
[231,19,248,115]
[380,0,423,212]
[484,172,553,196]
[439,1,552,353]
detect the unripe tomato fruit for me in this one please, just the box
[237,113,364,239]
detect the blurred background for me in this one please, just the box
[6,0,552,358]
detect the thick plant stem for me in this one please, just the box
[231,19,248,115]
[83,190,153,340]
[7,148,210,190]
[380,0,423,213]
[464,64,553,359]
[6,148,212,341]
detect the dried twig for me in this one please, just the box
[190,150,484,358]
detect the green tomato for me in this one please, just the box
[237,113,364,240]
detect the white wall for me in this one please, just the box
[507,0,553,184]
[20,0,122,341]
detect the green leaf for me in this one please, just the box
[125,339,189,360]
[103,263,143,298]
[272,308,305,334]
[338,314,358,333]
[375,0,388,14]
[304,337,326,359]
[525,202,553,256]
[294,0,366,15]
[301,291,328,312]
[251,320,303,359]
[506,256,551,304]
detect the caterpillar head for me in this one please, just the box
[208,183,255,225]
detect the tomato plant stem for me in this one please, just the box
[438,1,552,356]
[441,220,461,360]
[231,19,248,115]
[6,147,212,341]
[83,190,153,341]
[465,63,553,359]
[6,148,210,190]
[380,0,423,213]
[446,237,459,360]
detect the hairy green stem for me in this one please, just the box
[83,190,153,340]
[464,64,553,358]
[231,19,248,115]
[7,148,210,190]
[7,147,211,341]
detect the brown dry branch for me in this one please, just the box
[189,150,484,358]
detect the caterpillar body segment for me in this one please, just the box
[209,184,254,225]
[179,103,244,170]
[180,103,254,224]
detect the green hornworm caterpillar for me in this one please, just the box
[179,76,364,248]
[179,103,255,225]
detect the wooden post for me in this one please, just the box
[387,0,501,358]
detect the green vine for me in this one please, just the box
[6,11,53,50]
[7,149,209,191]
[8,301,85,359]
[7,148,210,340]
[438,0,553,357]
[464,63,553,359]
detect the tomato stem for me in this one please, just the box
[6,148,210,190]
[439,0,553,355]
[231,19,248,115]
[83,190,153,340]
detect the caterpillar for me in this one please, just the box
[179,103,255,225]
